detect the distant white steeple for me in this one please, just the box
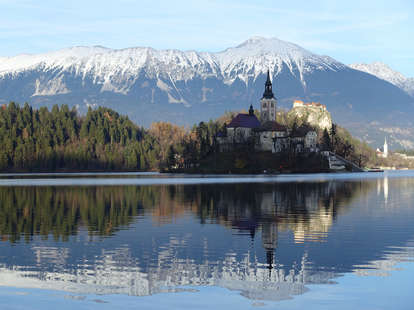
[383,137,388,158]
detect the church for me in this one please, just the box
[217,71,318,153]
[376,138,388,158]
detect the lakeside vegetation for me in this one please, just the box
[0,102,409,172]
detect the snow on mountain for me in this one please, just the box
[0,46,221,94]
[0,46,110,75]
[216,36,344,86]
[349,62,414,97]
[0,37,342,95]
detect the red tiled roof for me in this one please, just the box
[227,113,261,129]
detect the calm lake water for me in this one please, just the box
[0,171,413,309]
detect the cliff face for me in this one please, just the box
[288,104,332,130]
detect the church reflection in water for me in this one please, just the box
[0,177,413,301]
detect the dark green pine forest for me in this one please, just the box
[0,102,162,171]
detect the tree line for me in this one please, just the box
[0,102,160,171]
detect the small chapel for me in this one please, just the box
[217,71,318,153]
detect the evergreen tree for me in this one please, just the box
[330,123,337,150]
[322,128,331,151]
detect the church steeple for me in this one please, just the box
[383,137,388,158]
[262,70,274,99]
[248,104,254,116]
[260,70,277,122]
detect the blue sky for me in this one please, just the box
[1,0,413,76]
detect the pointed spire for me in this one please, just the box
[383,137,388,157]
[249,104,254,116]
[262,69,274,99]
[266,70,271,85]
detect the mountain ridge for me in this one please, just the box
[0,37,343,88]
[349,62,414,97]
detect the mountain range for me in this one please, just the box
[1,36,413,149]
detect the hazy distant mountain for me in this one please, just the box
[349,62,414,97]
[1,37,414,149]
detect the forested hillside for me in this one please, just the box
[0,103,162,171]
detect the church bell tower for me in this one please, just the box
[260,70,277,122]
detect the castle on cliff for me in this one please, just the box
[217,71,318,153]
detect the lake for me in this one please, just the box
[0,171,413,309]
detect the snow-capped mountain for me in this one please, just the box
[1,37,414,148]
[349,62,414,97]
[215,36,345,86]
[0,37,343,95]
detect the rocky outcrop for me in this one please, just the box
[288,101,332,130]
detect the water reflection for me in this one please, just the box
[0,181,370,243]
[0,174,414,302]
